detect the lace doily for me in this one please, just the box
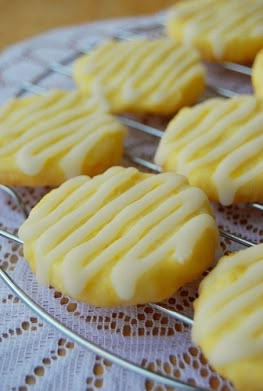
[0,12,261,391]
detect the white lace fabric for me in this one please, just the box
[0,13,260,391]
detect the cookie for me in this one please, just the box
[73,38,205,115]
[192,243,263,391]
[0,89,127,186]
[252,48,263,99]
[18,166,219,307]
[166,0,263,63]
[154,95,263,205]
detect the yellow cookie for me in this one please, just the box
[73,38,205,115]
[155,95,263,205]
[166,0,263,63]
[0,90,126,186]
[192,243,263,391]
[252,48,263,99]
[18,166,219,307]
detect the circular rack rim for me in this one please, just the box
[0,19,260,391]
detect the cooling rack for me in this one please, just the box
[0,16,262,391]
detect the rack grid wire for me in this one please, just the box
[0,19,261,391]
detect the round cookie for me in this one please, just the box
[252,48,263,99]
[18,166,219,307]
[192,243,263,391]
[166,0,263,63]
[73,38,205,115]
[0,90,126,186]
[154,95,263,206]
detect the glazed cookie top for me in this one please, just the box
[18,166,219,306]
[155,95,263,205]
[166,0,263,63]
[73,38,205,115]
[192,243,263,391]
[0,90,126,186]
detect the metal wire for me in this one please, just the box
[0,187,205,390]
[150,303,194,326]
[0,22,260,391]
[0,157,260,344]
[222,62,252,76]
[0,185,28,219]
[0,229,23,245]
[251,203,263,212]
[0,185,255,391]
[219,230,256,247]
[206,85,238,98]
[118,116,164,138]
[15,26,242,101]
[0,265,210,391]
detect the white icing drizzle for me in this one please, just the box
[213,133,263,205]
[155,98,225,164]
[168,0,263,58]
[19,167,217,300]
[79,39,204,105]
[111,214,213,300]
[155,96,263,205]
[182,7,216,47]
[90,40,154,100]
[193,243,263,366]
[1,91,77,135]
[0,91,125,177]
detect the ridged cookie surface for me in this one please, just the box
[18,166,219,307]
[192,243,263,391]
[0,90,126,186]
[73,38,205,115]
[252,48,263,99]
[155,95,263,205]
[166,0,263,63]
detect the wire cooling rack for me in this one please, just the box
[0,19,262,391]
